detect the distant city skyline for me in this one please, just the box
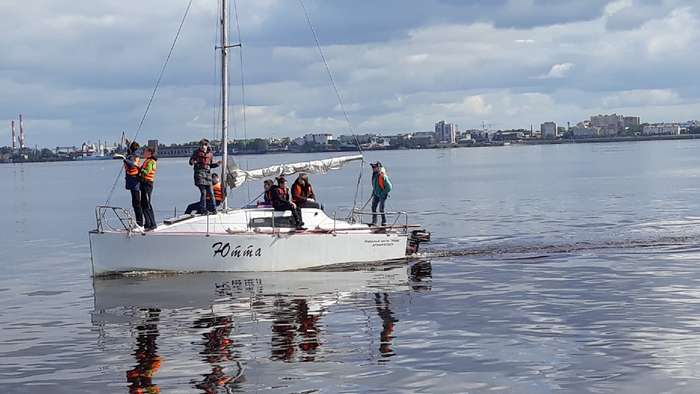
[2,0,700,147]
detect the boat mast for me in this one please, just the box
[220,0,229,209]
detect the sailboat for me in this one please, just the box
[88,0,429,276]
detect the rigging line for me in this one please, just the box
[104,0,194,206]
[232,0,251,201]
[297,0,360,149]
[298,0,366,219]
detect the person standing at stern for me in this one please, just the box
[370,161,392,227]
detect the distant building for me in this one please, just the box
[642,123,681,136]
[623,116,640,129]
[540,122,558,139]
[158,143,198,158]
[434,121,457,144]
[468,129,491,143]
[492,131,524,142]
[303,133,334,145]
[590,114,624,136]
[572,125,599,138]
[147,139,159,153]
[339,134,377,145]
[413,131,435,146]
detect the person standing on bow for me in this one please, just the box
[120,140,143,227]
[370,161,392,227]
[291,173,321,209]
[189,139,221,215]
[139,147,158,230]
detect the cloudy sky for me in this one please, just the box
[2,0,699,147]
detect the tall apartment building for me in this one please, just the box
[434,121,457,144]
[540,122,558,139]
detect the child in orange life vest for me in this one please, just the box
[185,173,226,214]
[139,147,158,230]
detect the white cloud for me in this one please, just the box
[539,63,575,79]
[2,0,700,146]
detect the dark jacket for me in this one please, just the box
[123,153,141,191]
[270,185,291,210]
[189,147,219,186]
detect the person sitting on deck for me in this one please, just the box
[270,176,305,230]
[291,173,322,209]
[185,173,226,214]
[257,179,275,207]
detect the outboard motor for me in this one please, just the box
[407,229,431,255]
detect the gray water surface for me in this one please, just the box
[3,140,700,393]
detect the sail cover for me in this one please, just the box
[225,154,363,188]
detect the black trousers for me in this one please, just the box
[274,201,303,227]
[140,182,156,229]
[130,188,143,226]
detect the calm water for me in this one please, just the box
[3,141,700,393]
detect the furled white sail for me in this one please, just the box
[226,154,363,188]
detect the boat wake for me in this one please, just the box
[420,235,700,259]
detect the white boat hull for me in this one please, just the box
[89,229,408,275]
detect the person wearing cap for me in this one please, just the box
[370,161,392,227]
[270,176,305,229]
[189,138,222,214]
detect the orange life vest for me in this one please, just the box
[125,157,140,176]
[293,183,303,202]
[213,182,223,203]
[141,158,157,183]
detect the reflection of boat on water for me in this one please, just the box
[92,264,416,312]
[91,261,432,391]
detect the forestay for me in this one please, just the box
[225,154,363,189]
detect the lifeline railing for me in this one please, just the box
[95,206,136,233]
[350,209,411,233]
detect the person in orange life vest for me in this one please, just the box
[370,161,392,227]
[291,173,322,209]
[120,140,144,227]
[185,173,226,214]
[126,308,162,394]
[139,147,158,230]
[189,139,221,215]
[270,177,304,229]
[211,173,226,206]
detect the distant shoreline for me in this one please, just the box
[3,134,700,164]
